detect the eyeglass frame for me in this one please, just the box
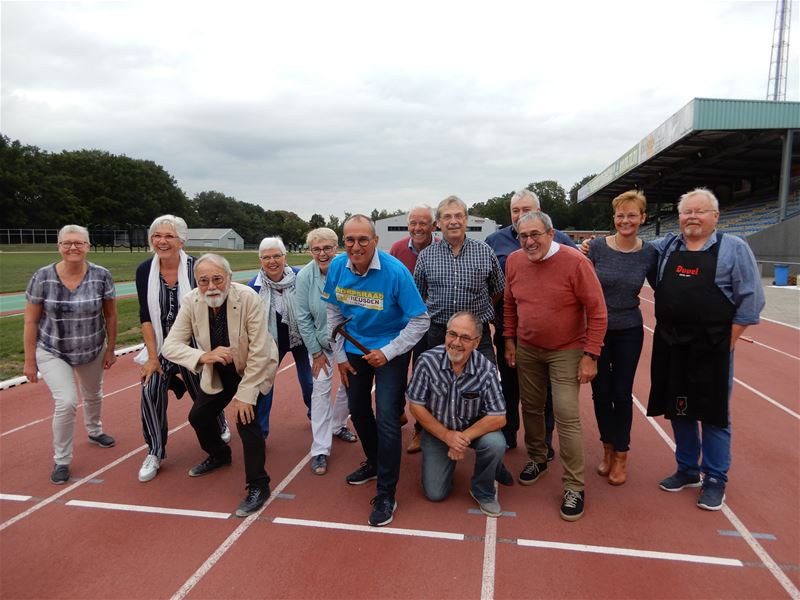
[58,241,89,248]
[310,245,336,254]
[196,275,228,287]
[445,330,480,343]
[518,231,549,243]
[343,236,374,247]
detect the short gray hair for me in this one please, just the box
[58,224,90,243]
[306,227,338,247]
[447,311,482,338]
[259,236,286,255]
[517,211,553,232]
[510,188,540,209]
[678,187,719,213]
[194,253,232,277]
[343,214,377,237]
[407,204,435,223]
[436,195,468,220]
[148,214,188,251]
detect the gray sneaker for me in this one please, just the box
[659,470,702,492]
[697,477,726,511]
[51,464,70,485]
[470,490,502,517]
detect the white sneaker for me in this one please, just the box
[221,423,231,444]
[138,455,160,482]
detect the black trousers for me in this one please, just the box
[189,369,269,491]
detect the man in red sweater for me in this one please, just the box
[504,211,607,521]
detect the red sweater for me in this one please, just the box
[389,237,418,273]
[503,245,607,355]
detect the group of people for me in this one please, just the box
[22,184,763,523]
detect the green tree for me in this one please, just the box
[309,213,326,229]
[469,192,514,226]
[527,181,570,229]
[568,174,611,230]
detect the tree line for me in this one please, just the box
[0,134,611,246]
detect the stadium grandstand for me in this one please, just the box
[577,98,800,271]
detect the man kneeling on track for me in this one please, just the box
[408,311,507,517]
[163,253,279,517]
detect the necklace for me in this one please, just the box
[610,233,641,253]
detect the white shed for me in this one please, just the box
[375,214,498,251]
[185,228,244,250]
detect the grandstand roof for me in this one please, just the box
[578,98,800,205]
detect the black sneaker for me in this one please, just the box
[346,461,377,485]
[235,485,270,517]
[88,433,115,448]
[560,489,585,521]
[51,464,70,485]
[518,460,547,485]
[496,463,514,486]
[659,470,702,492]
[547,445,555,462]
[188,455,232,477]
[368,495,397,527]
[697,477,726,511]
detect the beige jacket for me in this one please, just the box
[162,282,278,405]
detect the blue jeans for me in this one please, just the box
[346,351,410,499]
[420,430,505,503]
[591,326,644,452]
[670,351,734,484]
[256,343,313,438]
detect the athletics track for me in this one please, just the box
[0,286,798,599]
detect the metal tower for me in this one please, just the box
[767,0,792,100]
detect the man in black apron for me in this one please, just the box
[647,188,764,511]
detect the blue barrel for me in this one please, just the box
[774,264,790,286]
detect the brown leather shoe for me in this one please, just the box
[597,443,613,476]
[608,451,628,485]
[407,430,421,454]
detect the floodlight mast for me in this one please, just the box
[767,0,792,101]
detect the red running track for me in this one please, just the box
[0,292,798,599]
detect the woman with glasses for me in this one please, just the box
[24,225,117,484]
[247,236,314,439]
[586,190,657,485]
[295,228,357,475]
[134,215,229,482]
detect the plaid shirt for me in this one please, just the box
[413,236,505,326]
[407,345,505,431]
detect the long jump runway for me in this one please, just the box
[0,292,798,599]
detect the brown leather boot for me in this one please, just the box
[597,443,613,476]
[608,451,628,485]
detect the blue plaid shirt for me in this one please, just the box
[413,237,505,326]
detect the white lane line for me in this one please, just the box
[65,499,230,520]
[272,517,465,541]
[0,494,32,502]
[743,339,799,361]
[170,453,312,600]
[631,396,800,599]
[0,422,189,532]
[761,317,800,331]
[1,381,140,437]
[516,537,743,567]
[480,516,497,600]
[642,325,799,420]
[734,378,800,421]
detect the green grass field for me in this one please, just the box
[0,247,313,379]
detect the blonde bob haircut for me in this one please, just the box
[611,190,647,214]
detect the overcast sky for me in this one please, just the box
[1,1,796,220]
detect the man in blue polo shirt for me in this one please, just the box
[324,214,430,527]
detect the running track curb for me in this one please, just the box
[0,344,144,391]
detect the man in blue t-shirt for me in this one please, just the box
[323,214,430,527]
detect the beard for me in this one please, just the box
[203,289,228,308]
[446,346,466,364]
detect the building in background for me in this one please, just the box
[185,228,244,250]
[375,214,498,251]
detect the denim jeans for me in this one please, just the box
[346,351,410,499]
[420,430,505,503]
[256,343,313,438]
[670,351,734,483]
[591,326,644,452]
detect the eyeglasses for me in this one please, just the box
[679,209,717,216]
[152,233,178,241]
[310,245,336,255]
[518,231,548,242]
[59,241,88,248]
[445,330,479,343]
[196,275,226,287]
[260,253,285,262]
[343,236,374,247]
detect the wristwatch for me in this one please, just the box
[583,351,599,361]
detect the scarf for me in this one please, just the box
[134,250,192,365]
[256,266,302,348]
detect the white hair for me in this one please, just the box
[148,214,188,251]
[258,236,286,255]
[407,204,435,223]
[677,187,719,213]
[58,224,90,243]
[194,253,232,276]
[510,188,540,209]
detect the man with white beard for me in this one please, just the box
[407,311,507,517]
[163,253,279,517]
